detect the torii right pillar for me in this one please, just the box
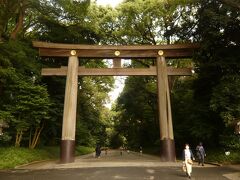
[156,55,176,162]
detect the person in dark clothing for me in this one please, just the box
[95,144,101,158]
[196,142,206,166]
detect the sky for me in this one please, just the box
[104,60,131,109]
[96,0,124,7]
[106,76,126,108]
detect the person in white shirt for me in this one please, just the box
[182,144,195,179]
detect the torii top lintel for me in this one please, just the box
[32,41,200,59]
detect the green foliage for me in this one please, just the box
[114,76,159,148]
[5,80,51,130]
[0,111,12,145]
[75,146,94,156]
[114,0,198,44]
[0,110,14,124]
[210,75,240,126]
[193,0,240,135]
[0,147,52,169]
[205,149,240,164]
[0,0,45,41]
[76,75,114,147]
[0,133,12,145]
[0,41,40,75]
[76,122,96,147]
[109,131,126,149]
[86,4,119,44]
[33,0,98,44]
[171,75,223,149]
[0,40,53,147]
[0,146,94,169]
[219,135,240,150]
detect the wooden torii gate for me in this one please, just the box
[33,41,199,163]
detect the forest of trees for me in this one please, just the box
[0,0,239,155]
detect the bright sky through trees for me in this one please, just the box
[95,0,125,109]
[104,60,131,109]
[96,0,124,7]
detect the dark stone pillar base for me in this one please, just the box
[160,138,176,162]
[60,140,75,163]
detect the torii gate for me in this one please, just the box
[33,41,199,163]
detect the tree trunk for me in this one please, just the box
[10,6,25,40]
[168,76,177,92]
[29,123,44,149]
[29,128,32,147]
[15,130,23,147]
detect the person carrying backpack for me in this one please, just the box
[196,142,206,166]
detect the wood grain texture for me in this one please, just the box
[157,56,169,140]
[38,48,196,58]
[33,41,200,50]
[157,57,174,141]
[62,56,78,140]
[41,66,192,76]
[33,41,199,58]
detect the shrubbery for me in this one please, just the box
[0,146,94,169]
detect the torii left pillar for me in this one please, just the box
[60,51,79,163]
[157,55,176,162]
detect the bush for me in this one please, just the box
[219,135,240,150]
[205,149,240,164]
[75,146,94,156]
[0,133,12,145]
[0,146,94,169]
[0,147,51,169]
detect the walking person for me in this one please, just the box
[182,144,195,179]
[139,146,143,155]
[105,147,108,155]
[196,142,206,166]
[95,144,101,158]
[120,146,123,156]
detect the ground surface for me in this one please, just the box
[0,150,239,180]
